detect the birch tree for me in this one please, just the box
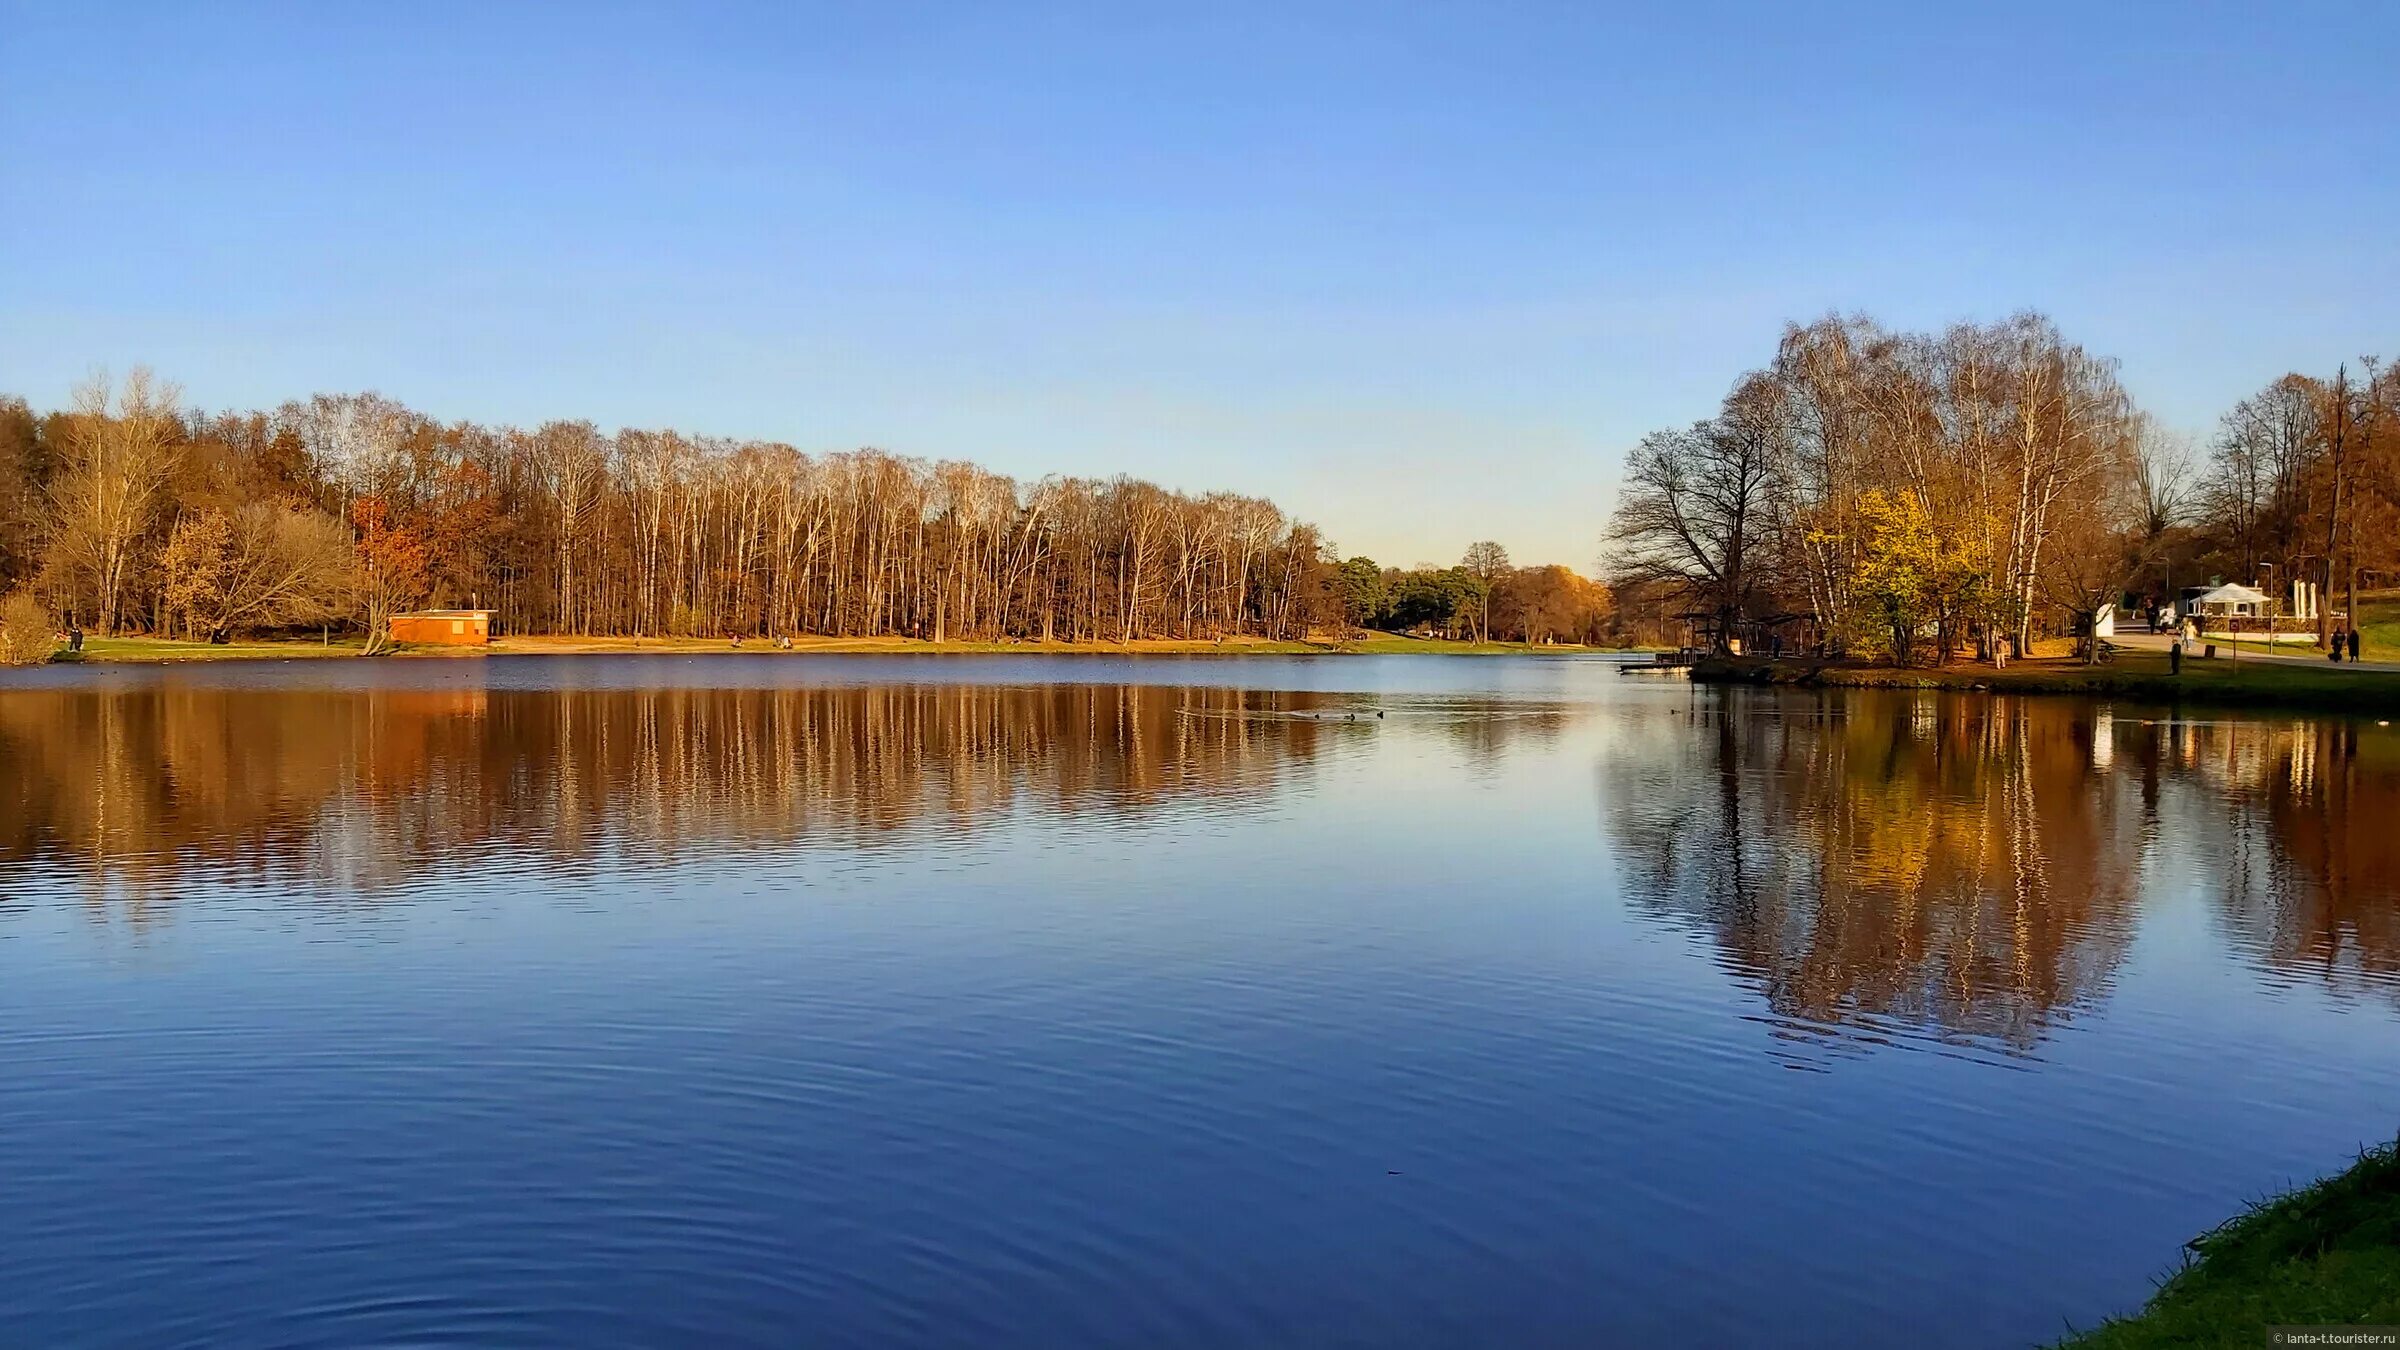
[45,369,183,633]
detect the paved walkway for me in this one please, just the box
[2111,628,2400,674]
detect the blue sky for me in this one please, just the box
[3,2,2393,569]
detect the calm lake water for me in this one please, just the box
[2,654,2395,1348]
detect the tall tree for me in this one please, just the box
[44,369,183,633]
[2320,366,2353,647]
[1331,556,1384,637]
[0,397,44,594]
[351,496,430,655]
[1607,380,1777,653]
[1459,541,1511,642]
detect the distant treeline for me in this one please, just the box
[1329,547,1626,646]
[0,377,1331,647]
[1607,311,2397,663]
[0,376,1632,653]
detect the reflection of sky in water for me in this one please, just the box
[1,656,2396,1349]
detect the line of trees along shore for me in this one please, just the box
[0,375,1632,655]
[1609,311,2397,663]
[41,301,2381,668]
[0,377,1357,648]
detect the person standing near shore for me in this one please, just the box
[2351,628,2364,661]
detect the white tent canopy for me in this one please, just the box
[2190,583,2270,613]
[2182,581,2317,643]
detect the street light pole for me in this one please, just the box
[2251,563,2274,663]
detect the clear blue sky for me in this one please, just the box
[3,2,2393,569]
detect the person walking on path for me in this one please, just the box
[2351,628,2364,662]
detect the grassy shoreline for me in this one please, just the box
[2058,1142,2400,1347]
[1692,653,2400,716]
[27,631,1637,666]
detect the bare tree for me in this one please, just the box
[527,420,609,634]
[2131,414,2197,538]
[1606,382,1776,653]
[1460,540,1511,641]
[2206,375,2321,579]
[2040,468,2147,664]
[4,374,1385,648]
[2320,366,2352,647]
[45,368,183,633]
[213,502,357,634]
[280,391,418,502]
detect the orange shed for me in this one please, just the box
[389,610,495,646]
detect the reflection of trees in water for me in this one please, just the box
[1608,692,2144,1052]
[0,683,1359,902]
[2173,718,2400,1006]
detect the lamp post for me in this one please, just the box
[2249,563,2275,662]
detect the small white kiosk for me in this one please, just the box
[2184,583,2315,645]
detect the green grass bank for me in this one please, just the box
[1692,652,2400,717]
[2058,1142,2400,1347]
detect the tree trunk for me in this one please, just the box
[2320,369,2348,649]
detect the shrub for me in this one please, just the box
[0,592,58,666]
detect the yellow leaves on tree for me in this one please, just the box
[1853,490,1988,666]
[0,591,55,666]
[160,510,236,639]
[164,503,357,641]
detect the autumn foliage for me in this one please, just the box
[0,591,54,666]
[1608,312,2397,662]
[0,382,1354,646]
